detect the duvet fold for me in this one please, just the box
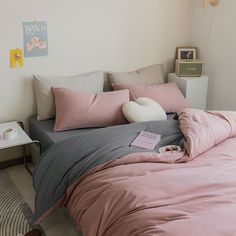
[177,108,236,158]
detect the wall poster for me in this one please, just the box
[10,48,24,68]
[23,21,48,57]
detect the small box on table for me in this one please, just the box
[175,59,203,77]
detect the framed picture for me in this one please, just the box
[176,47,197,60]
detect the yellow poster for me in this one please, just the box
[10,48,24,68]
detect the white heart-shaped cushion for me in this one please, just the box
[122,97,167,123]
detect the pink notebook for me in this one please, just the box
[131,131,161,150]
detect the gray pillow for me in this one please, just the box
[106,64,164,91]
[33,71,104,120]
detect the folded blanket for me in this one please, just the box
[177,108,236,158]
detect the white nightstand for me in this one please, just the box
[0,121,40,175]
[168,73,208,110]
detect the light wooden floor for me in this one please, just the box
[6,165,78,236]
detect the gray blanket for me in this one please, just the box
[33,120,184,222]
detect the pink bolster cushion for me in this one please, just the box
[112,82,188,113]
[53,88,129,131]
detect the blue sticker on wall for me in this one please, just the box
[23,21,48,57]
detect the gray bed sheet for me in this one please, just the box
[29,114,175,153]
[29,116,97,153]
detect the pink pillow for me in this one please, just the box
[53,88,129,131]
[112,82,188,113]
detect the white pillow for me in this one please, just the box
[33,71,104,120]
[122,97,167,123]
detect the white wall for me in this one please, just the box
[0,0,193,124]
[191,0,236,110]
[0,0,193,160]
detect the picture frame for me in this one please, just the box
[176,47,197,60]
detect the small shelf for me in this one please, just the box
[168,73,208,110]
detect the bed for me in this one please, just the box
[31,109,236,236]
[30,66,236,236]
[29,64,167,159]
[29,114,175,153]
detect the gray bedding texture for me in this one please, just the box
[29,116,97,153]
[29,114,175,154]
[33,118,184,223]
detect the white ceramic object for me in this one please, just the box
[3,128,18,140]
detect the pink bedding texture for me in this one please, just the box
[112,82,188,113]
[65,109,236,235]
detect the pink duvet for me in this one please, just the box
[66,109,236,236]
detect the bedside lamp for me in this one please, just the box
[204,0,219,8]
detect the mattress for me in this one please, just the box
[29,116,97,153]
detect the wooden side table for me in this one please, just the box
[0,121,40,175]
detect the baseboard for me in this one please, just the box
[0,156,31,169]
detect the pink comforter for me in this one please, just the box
[66,109,236,236]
